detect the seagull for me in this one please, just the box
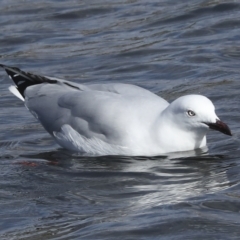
[0,64,232,156]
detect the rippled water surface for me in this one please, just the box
[1,0,240,239]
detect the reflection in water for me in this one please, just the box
[21,148,233,205]
[1,148,237,239]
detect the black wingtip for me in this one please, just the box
[1,64,57,98]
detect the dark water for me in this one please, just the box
[0,0,240,239]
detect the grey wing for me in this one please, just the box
[25,82,168,144]
[1,64,168,146]
[25,83,136,143]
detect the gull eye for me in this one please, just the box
[187,110,195,117]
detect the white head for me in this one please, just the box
[159,95,231,151]
[164,94,231,137]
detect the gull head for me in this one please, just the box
[167,95,232,136]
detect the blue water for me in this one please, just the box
[0,0,240,239]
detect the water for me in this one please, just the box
[0,0,240,239]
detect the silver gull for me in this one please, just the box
[0,64,232,156]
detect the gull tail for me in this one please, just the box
[0,64,57,101]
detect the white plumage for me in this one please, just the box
[1,64,231,156]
